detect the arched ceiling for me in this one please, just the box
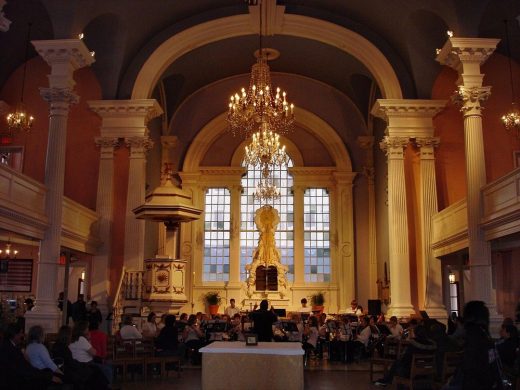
[2,0,519,121]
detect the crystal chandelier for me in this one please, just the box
[4,23,34,144]
[243,120,289,169]
[0,240,18,259]
[501,19,520,138]
[227,0,294,138]
[254,174,281,202]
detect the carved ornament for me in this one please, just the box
[452,86,491,115]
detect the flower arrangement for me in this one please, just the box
[202,291,222,306]
[310,291,325,306]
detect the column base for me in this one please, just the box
[386,304,415,318]
[24,307,61,333]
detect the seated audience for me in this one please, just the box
[0,323,60,389]
[388,316,403,338]
[156,314,185,358]
[373,325,436,387]
[142,312,158,338]
[25,325,64,377]
[299,298,312,313]
[120,315,143,340]
[51,325,108,389]
[346,299,363,316]
[225,298,241,317]
[69,321,112,384]
[303,316,319,357]
[183,314,206,364]
[346,315,371,362]
[89,320,108,361]
[496,324,519,369]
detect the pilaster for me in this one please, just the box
[228,184,243,288]
[358,136,377,298]
[291,185,305,285]
[90,136,119,316]
[26,39,93,333]
[416,137,446,319]
[437,38,500,322]
[379,136,414,317]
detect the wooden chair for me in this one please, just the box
[44,332,59,350]
[434,351,463,389]
[113,339,145,381]
[369,337,401,381]
[393,354,436,390]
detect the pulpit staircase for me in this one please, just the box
[111,267,144,334]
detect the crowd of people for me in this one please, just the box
[0,295,518,389]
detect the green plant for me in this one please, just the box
[310,291,325,306]
[202,291,222,306]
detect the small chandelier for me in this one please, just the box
[501,19,520,138]
[0,240,18,259]
[227,1,294,138]
[243,120,289,169]
[254,174,281,202]
[4,23,34,144]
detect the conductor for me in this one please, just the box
[249,300,278,342]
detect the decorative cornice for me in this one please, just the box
[198,167,246,176]
[289,167,336,176]
[371,99,447,120]
[32,39,94,70]
[435,37,499,71]
[452,86,491,116]
[40,87,79,105]
[88,99,163,122]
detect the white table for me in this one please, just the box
[200,341,304,390]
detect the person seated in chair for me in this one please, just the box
[373,325,436,387]
[156,314,185,359]
[346,316,372,362]
[299,298,312,313]
[0,323,61,389]
[303,316,319,359]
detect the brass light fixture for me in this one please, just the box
[227,0,294,138]
[4,23,35,144]
[501,19,520,137]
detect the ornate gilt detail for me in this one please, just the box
[452,86,491,115]
[40,87,79,105]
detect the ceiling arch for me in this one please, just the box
[183,107,352,173]
[131,14,403,101]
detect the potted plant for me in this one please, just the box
[202,291,222,316]
[310,291,325,314]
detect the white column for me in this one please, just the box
[228,184,242,287]
[90,137,119,317]
[25,40,93,333]
[380,136,415,317]
[416,137,446,319]
[333,172,356,311]
[437,38,500,323]
[292,185,305,286]
[124,136,153,271]
[358,136,378,298]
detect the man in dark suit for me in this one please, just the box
[249,299,278,342]
[0,323,61,389]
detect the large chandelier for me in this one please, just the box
[501,19,520,138]
[227,0,294,138]
[254,174,281,202]
[243,121,289,169]
[4,23,34,144]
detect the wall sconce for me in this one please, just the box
[448,272,456,284]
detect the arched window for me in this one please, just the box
[240,160,294,281]
[203,188,230,281]
[304,188,330,282]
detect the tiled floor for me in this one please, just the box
[120,361,383,389]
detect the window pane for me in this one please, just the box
[304,188,330,283]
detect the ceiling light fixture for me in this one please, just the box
[227,0,294,138]
[501,19,520,138]
[4,23,34,144]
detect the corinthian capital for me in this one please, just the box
[95,137,120,149]
[40,87,79,105]
[415,137,440,148]
[125,136,154,153]
[452,86,491,116]
[379,136,409,155]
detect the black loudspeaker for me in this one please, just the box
[368,299,382,315]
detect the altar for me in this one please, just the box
[199,341,304,390]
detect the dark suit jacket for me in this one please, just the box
[249,309,278,342]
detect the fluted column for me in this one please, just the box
[380,136,415,316]
[25,39,93,333]
[90,137,119,317]
[291,185,305,285]
[437,38,500,321]
[124,136,153,271]
[416,137,446,318]
[228,184,242,286]
[358,136,378,298]
[333,172,356,311]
